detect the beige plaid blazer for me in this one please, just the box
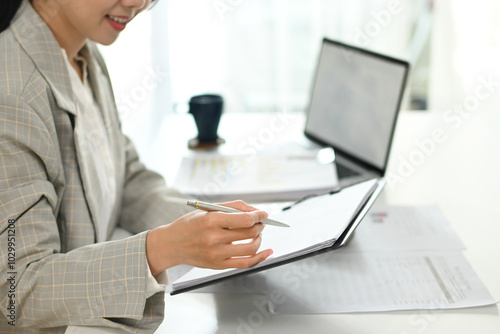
[0,2,190,333]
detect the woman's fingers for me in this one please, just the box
[222,249,274,269]
[152,201,273,271]
[225,234,263,257]
[218,223,265,244]
[199,231,269,267]
[206,210,268,229]
[218,200,259,212]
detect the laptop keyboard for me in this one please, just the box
[336,163,360,178]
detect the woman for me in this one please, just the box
[0,1,273,333]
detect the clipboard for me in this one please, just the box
[170,178,385,295]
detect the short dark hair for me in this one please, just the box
[0,0,23,34]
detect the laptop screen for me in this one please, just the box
[305,39,409,172]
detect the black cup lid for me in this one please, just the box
[190,94,223,104]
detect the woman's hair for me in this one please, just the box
[0,0,24,34]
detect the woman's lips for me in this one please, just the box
[105,15,130,31]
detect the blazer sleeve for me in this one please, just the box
[0,95,163,333]
[117,134,193,235]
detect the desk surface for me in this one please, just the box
[150,110,500,334]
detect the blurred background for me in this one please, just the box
[98,0,500,161]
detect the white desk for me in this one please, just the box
[150,110,500,334]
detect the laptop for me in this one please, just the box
[304,38,410,188]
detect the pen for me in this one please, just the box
[186,201,290,228]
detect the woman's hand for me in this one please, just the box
[146,200,273,276]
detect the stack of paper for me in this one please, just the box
[171,152,338,202]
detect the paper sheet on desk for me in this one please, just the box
[345,204,465,252]
[266,250,496,313]
[265,205,495,313]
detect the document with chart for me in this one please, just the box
[171,152,339,202]
[265,205,496,313]
[266,250,496,313]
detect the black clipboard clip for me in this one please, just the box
[282,187,342,211]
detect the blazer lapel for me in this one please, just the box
[80,45,118,135]
[11,1,76,115]
[11,2,103,240]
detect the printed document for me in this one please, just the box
[266,250,496,313]
[265,205,495,313]
[171,152,338,202]
[345,204,465,252]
